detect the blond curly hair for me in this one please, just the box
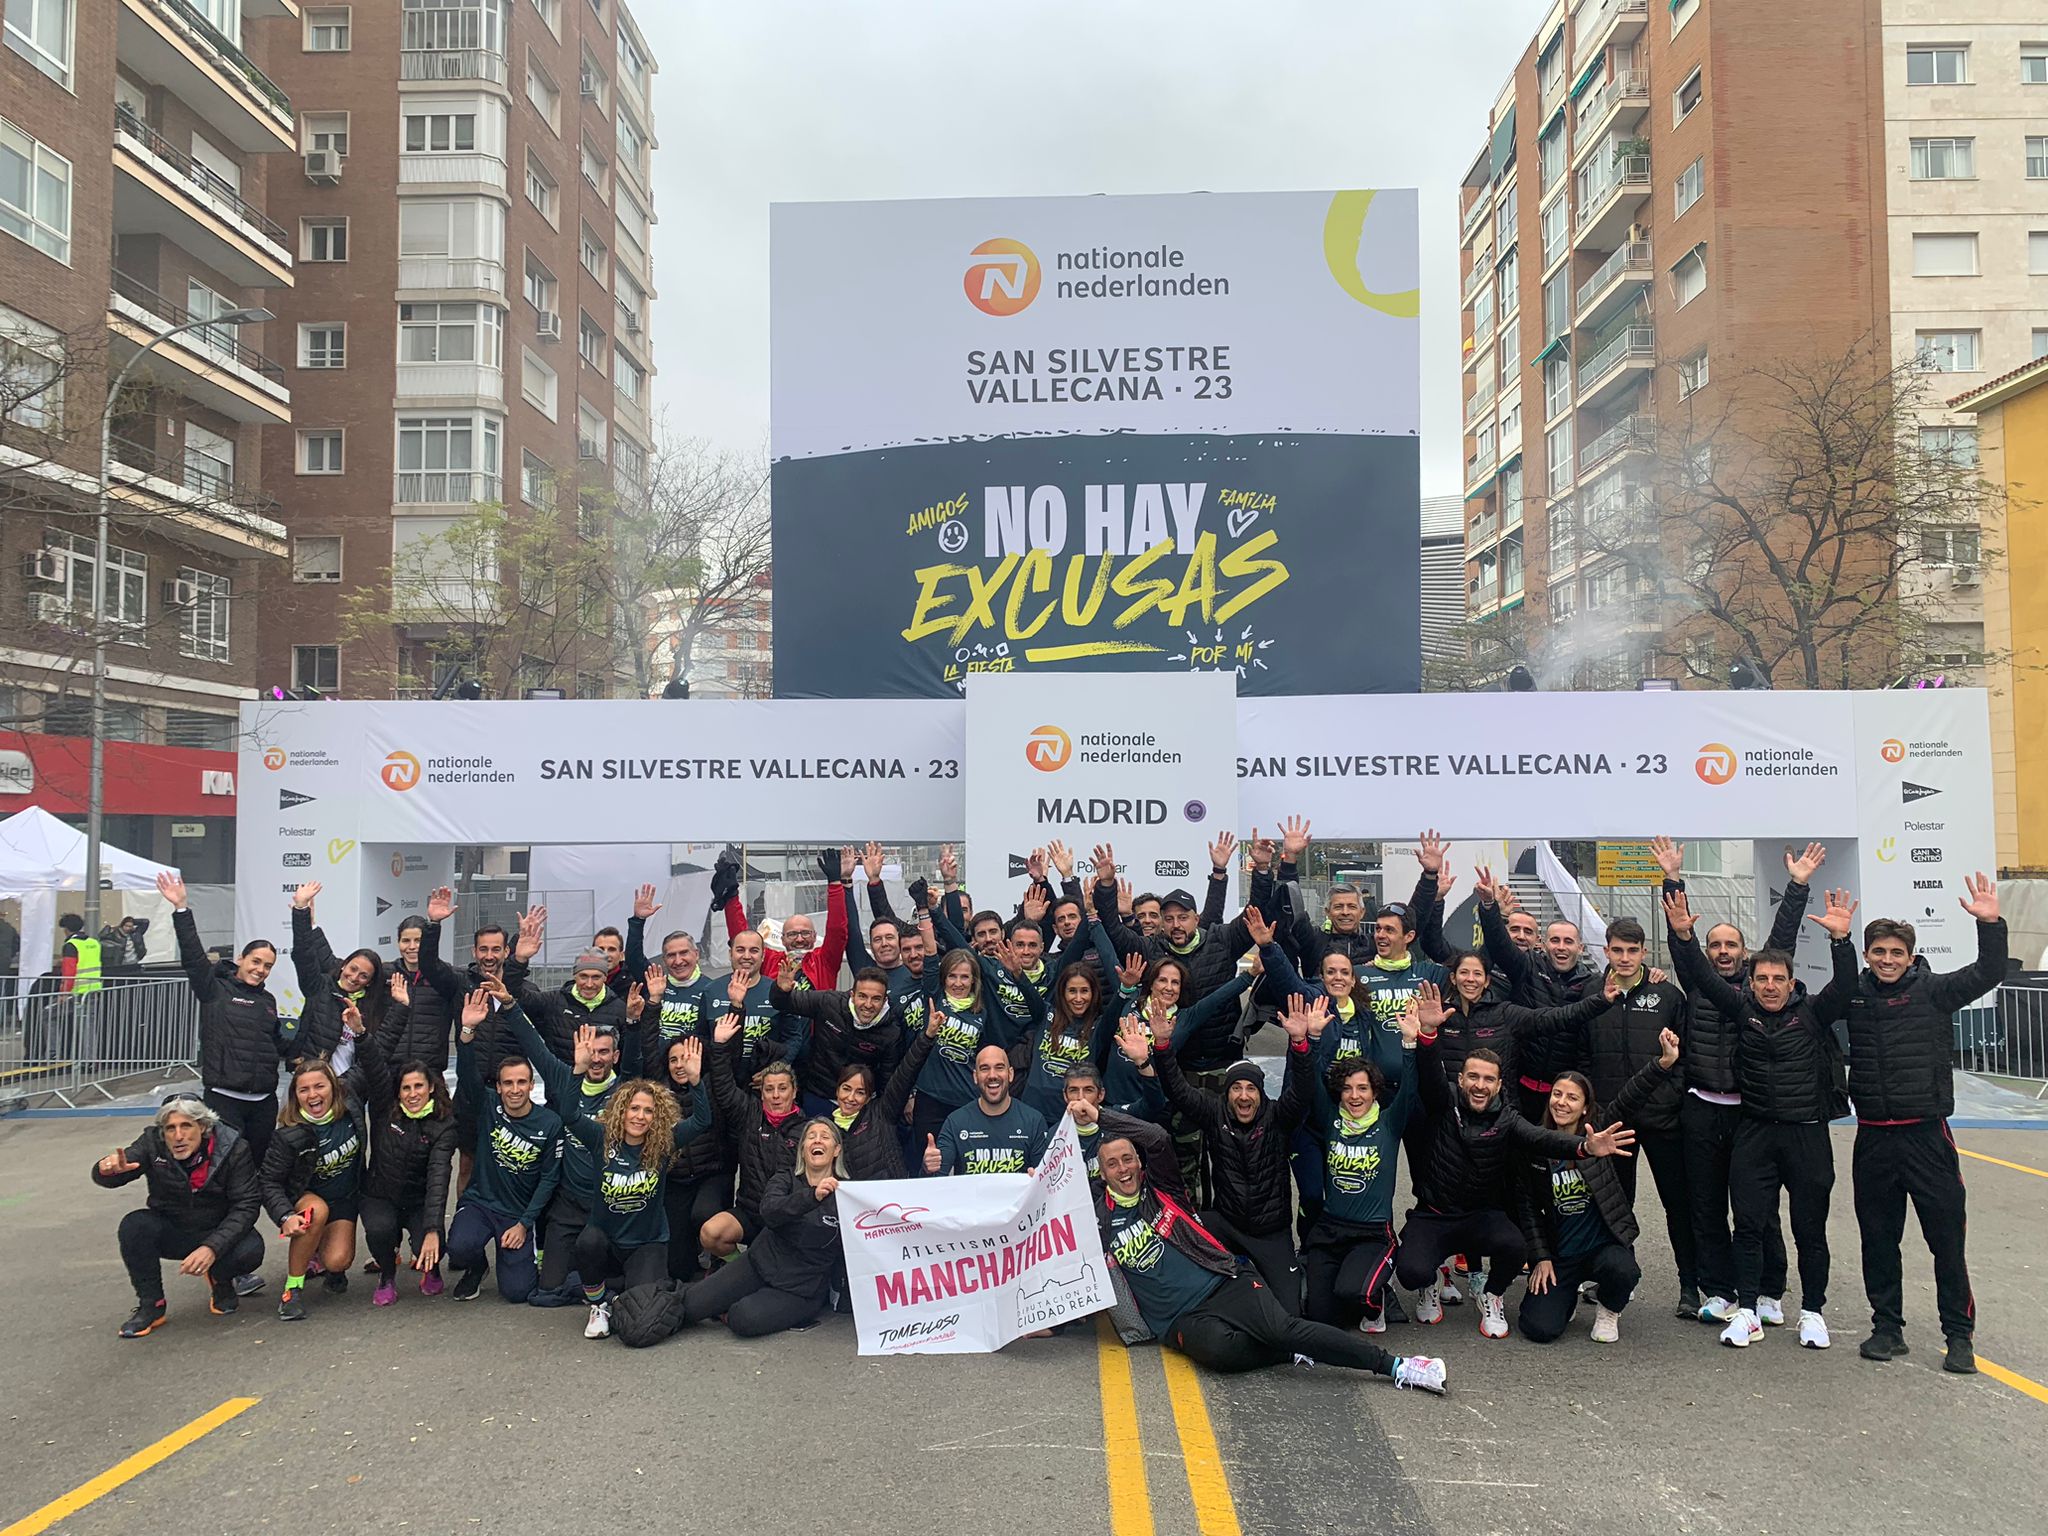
[597,1079,681,1173]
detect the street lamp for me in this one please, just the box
[82,306,273,935]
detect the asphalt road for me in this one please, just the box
[3,1114,2045,1536]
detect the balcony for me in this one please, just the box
[1462,192,1492,242]
[399,152,508,194]
[112,107,292,289]
[1466,441,1499,494]
[1572,0,1648,73]
[401,48,509,85]
[1464,377,1497,427]
[106,433,287,558]
[1573,69,1650,155]
[1578,414,1651,477]
[395,470,503,507]
[1575,240,1653,329]
[397,256,507,296]
[1580,478,1655,545]
[107,272,290,425]
[1577,323,1655,405]
[397,360,506,405]
[1574,154,1652,252]
[117,0,295,152]
[1463,246,1493,302]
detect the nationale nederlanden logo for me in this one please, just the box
[262,747,286,771]
[1025,725,1072,772]
[1695,742,1738,786]
[380,750,422,791]
[964,238,1040,316]
[1880,738,1907,764]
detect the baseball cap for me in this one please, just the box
[1159,888,1198,912]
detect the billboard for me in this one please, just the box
[769,191,1421,698]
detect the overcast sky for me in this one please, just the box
[636,0,1539,500]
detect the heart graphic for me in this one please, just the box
[1226,504,1260,539]
[327,838,357,863]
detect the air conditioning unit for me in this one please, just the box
[535,310,562,342]
[624,314,642,335]
[164,577,199,607]
[578,439,602,460]
[24,547,66,583]
[304,149,341,185]
[33,592,73,624]
[579,69,598,99]
[1950,564,1980,588]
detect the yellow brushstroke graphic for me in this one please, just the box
[1324,191,1419,318]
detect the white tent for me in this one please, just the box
[0,807,181,1009]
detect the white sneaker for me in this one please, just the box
[1720,1308,1762,1348]
[1438,1265,1464,1305]
[1758,1296,1786,1327]
[583,1301,611,1339]
[1591,1306,1621,1343]
[1477,1291,1508,1339]
[1393,1355,1447,1394]
[1413,1284,1444,1325]
[1697,1294,1737,1324]
[1799,1310,1831,1349]
[1359,1307,1387,1335]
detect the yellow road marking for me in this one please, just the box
[1,1396,259,1536]
[1161,1346,1244,1535]
[1095,1316,1155,1536]
[1958,1147,2048,1180]
[1979,1356,2048,1406]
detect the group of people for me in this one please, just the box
[94,826,2005,1392]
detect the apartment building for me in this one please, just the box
[253,0,657,700]
[1,0,301,866]
[1882,3,2048,673]
[1457,0,1892,687]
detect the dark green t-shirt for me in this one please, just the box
[1549,1159,1611,1260]
[306,1111,363,1204]
[1105,1195,1223,1337]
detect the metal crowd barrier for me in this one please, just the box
[1954,983,2048,1094]
[0,975,201,1110]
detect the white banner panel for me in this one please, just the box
[235,705,367,978]
[838,1116,1109,1355]
[966,672,1239,911]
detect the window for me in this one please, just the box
[615,187,648,263]
[404,111,477,153]
[297,428,343,473]
[1912,232,1979,277]
[1678,349,1710,399]
[1675,157,1703,215]
[1673,68,1702,125]
[293,646,339,694]
[399,198,502,267]
[1920,527,1981,566]
[616,108,646,175]
[578,312,606,373]
[2035,328,2048,362]
[1497,247,1519,317]
[526,55,560,130]
[2029,137,2048,179]
[615,272,644,335]
[1496,181,1518,248]
[520,449,552,508]
[1915,330,1980,372]
[5,0,72,84]
[523,250,557,311]
[1542,353,1570,420]
[577,401,606,460]
[1546,420,1573,495]
[521,346,557,417]
[0,304,63,430]
[1542,270,1570,340]
[1906,46,1968,86]
[2025,46,2047,85]
[0,117,71,262]
[397,413,501,500]
[579,46,608,109]
[165,710,235,750]
[300,217,348,261]
[579,139,607,193]
[400,301,490,364]
[524,152,557,223]
[613,346,643,403]
[1672,245,1707,307]
[305,6,349,50]
[2034,231,2048,274]
[182,422,233,495]
[302,112,350,158]
[1539,125,1564,193]
[1671,0,1699,33]
[1501,536,1524,599]
[50,529,145,638]
[614,433,644,496]
[530,0,557,34]
[1919,425,1978,467]
[1540,195,1567,266]
[1909,137,1974,180]
[579,222,608,284]
[299,324,346,368]
[177,569,230,663]
[619,26,647,95]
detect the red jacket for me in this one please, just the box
[722,887,848,990]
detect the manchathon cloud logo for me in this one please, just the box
[964,238,1040,316]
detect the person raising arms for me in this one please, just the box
[772,963,903,1114]
[1064,1057,1184,1198]
[650,1031,733,1280]
[358,973,459,1307]
[447,988,564,1303]
[699,993,809,1261]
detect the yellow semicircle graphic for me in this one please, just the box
[1323,190,1420,318]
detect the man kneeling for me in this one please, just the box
[1096,1134,1445,1393]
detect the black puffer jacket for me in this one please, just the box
[1474,899,1598,1089]
[174,908,289,1096]
[841,1031,933,1180]
[258,1057,374,1224]
[1514,1052,1666,1260]
[706,1029,806,1217]
[775,980,906,1103]
[356,1030,459,1230]
[1410,1037,1587,1215]
[1582,973,1688,1133]
[1433,986,1609,1087]
[516,979,632,1071]
[660,1075,732,1184]
[91,1120,262,1254]
[288,906,367,1061]
[1154,1048,1299,1237]
[1844,918,2006,1122]
[1664,878,1810,1096]
[747,1166,843,1298]
[386,920,463,1070]
[1090,866,1276,1060]
[1671,925,1853,1124]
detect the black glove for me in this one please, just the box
[907,877,932,912]
[817,848,841,885]
[709,847,740,908]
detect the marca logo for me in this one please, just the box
[1910,847,1941,864]
[1913,879,1942,890]
[380,750,422,791]
[1880,738,1906,764]
[1025,724,1071,772]
[964,238,1040,316]
[1694,742,1737,785]
[262,747,286,771]
[279,788,315,809]
[1902,781,1941,803]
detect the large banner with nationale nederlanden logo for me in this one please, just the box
[768,191,1422,698]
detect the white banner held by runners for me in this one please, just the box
[837,1115,1109,1355]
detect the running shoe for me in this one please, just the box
[419,1268,444,1297]
[1476,1291,1508,1339]
[1943,1337,1977,1375]
[209,1279,238,1316]
[1359,1306,1387,1335]
[1676,1284,1701,1320]
[1860,1330,1908,1361]
[451,1268,485,1302]
[322,1270,348,1295]
[120,1300,167,1338]
[1697,1294,1737,1324]
[1719,1307,1762,1348]
[1757,1296,1786,1326]
[278,1290,308,1322]
[1590,1306,1621,1344]
[1393,1355,1448,1395]
[373,1280,398,1307]
[1412,1283,1444,1325]
[231,1272,265,1298]
[1799,1310,1830,1349]
[1438,1265,1464,1305]
[584,1301,612,1339]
